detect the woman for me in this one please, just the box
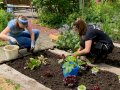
[72,18,114,63]
[0,15,39,51]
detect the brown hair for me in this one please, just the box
[73,18,87,37]
[16,15,28,21]
[16,15,28,27]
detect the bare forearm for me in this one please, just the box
[31,33,35,41]
[0,34,9,41]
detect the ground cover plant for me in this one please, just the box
[5,50,120,90]
[0,76,21,90]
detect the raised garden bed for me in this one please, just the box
[5,51,120,90]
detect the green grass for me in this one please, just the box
[0,41,7,47]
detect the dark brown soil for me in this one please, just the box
[5,51,120,90]
[99,47,120,67]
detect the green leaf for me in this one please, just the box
[65,55,77,62]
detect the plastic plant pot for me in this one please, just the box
[62,62,79,77]
[63,66,79,77]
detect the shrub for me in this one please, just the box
[0,9,13,32]
[56,30,80,52]
[38,11,66,28]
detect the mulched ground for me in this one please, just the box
[5,51,120,90]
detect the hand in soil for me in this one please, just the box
[63,75,77,87]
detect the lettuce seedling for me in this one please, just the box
[77,85,86,90]
[91,67,99,75]
[63,75,77,87]
[26,58,41,70]
[65,55,77,63]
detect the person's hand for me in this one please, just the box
[72,52,80,58]
[8,36,18,44]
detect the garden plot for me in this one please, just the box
[0,64,51,90]
[5,50,120,90]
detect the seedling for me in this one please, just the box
[63,75,77,87]
[26,58,41,70]
[38,55,48,65]
[77,60,92,71]
[77,85,86,90]
[91,67,99,75]
[65,55,77,63]
[118,75,120,83]
[77,60,87,70]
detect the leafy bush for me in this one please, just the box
[0,9,13,32]
[56,30,80,52]
[66,12,81,25]
[33,0,80,27]
[83,1,120,40]
[38,11,66,28]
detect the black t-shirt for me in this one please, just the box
[84,29,112,44]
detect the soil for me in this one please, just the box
[99,47,120,67]
[5,51,120,90]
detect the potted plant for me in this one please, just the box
[77,85,86,90]
[65,55,77,62]
[62,62,79,77]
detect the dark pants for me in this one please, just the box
[80,36,114,59]
[8,29,39,48]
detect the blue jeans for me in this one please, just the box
[9,29,39,48]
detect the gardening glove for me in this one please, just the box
[8,36,18,45]
[31,40,35,52]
